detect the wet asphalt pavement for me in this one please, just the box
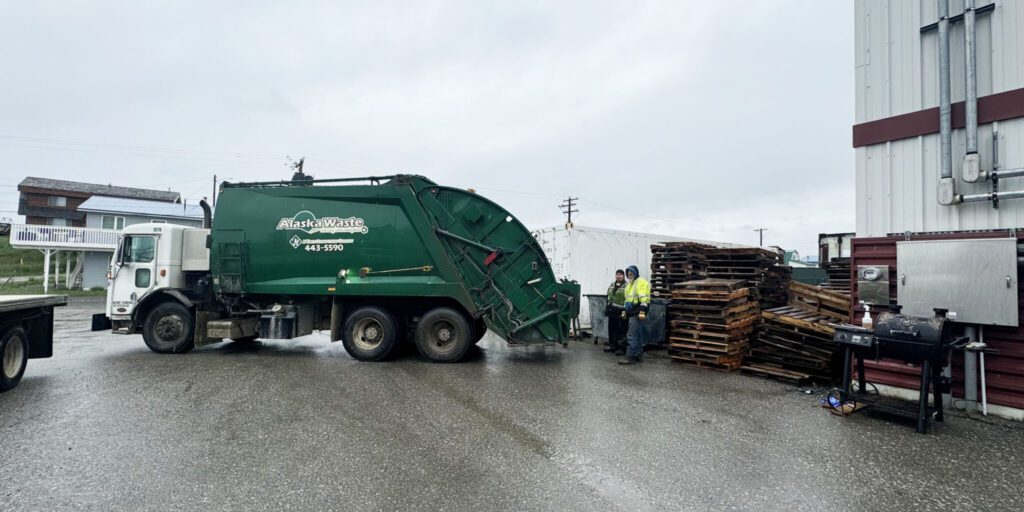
[2,298,1023,511]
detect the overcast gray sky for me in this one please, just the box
[1,0,853,258]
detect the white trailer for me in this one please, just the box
[531,225,734,327]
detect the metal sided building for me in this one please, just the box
[853,0,1024,418]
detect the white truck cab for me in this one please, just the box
[106,223,210,335]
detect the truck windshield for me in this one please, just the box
[123,236,155,263]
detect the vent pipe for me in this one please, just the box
[199,199,212,229]
[962,0,984,182]
[937,0,960,205]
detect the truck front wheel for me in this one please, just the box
[142,302,196,354]
[0,327,28,392]
[341,307,398,362]
[415,308,472,363]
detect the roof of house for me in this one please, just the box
[18,177,181,202]
[78,196,205,220]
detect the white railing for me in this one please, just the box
[9,224,120,251]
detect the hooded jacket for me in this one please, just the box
[623,265,651,314]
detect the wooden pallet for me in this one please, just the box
[649,243,709,298]
[740,363,813,384]
[670,339,748,355]
[671,355,743,372]
[666,278,758,373]
[742,306,840,384]
[670,313,759,333]
[788,281,851,321]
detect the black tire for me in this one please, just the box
[341,307,398,362]
[415,308,472,363]
[142,302,196,354]
[0,327,28,392]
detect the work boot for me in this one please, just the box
[603,345,618,353]
[618,356,640,365]
[615,349,625,356]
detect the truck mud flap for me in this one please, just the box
[329,301,343,342]
[91,313,112,332]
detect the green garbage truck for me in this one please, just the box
[92,175,580,362]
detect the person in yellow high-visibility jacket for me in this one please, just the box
[618,265,650,365]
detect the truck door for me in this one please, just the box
[109,234,158,316]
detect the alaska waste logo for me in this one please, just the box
[276,211,369,250]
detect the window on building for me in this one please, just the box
[101,215,126,230]
[49,218,68,226]
[47,196,68,207]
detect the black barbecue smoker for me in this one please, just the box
[831,307,966,434]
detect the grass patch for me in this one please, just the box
[0,236,45,277]
[0,277,106,297]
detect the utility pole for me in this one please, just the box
[559,197,579,228]
[753,228,767,246]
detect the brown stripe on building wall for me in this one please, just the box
[852,87,1024,148]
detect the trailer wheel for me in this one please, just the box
[415,308,472,363]
[341,307,398,362]
[142,302,196,354]
[0,327,28,392]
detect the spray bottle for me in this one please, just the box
[861,302,873,330]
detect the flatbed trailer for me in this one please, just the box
[0,295,67,391]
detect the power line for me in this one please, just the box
[0,134,286,160]
[473,186,564,199]
[0,141,290,165]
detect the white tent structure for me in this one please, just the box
[531,225,740,327]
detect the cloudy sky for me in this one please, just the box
[1,1,853,258]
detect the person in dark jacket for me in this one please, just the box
[603,269,628,354]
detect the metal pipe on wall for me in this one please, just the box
[965,0,978,153]
[990,167,1024,180]
[937,0,959,204]
[961,189,1024,203]
[962,0,984,182]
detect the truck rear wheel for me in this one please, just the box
[415,308,472,363]
[0,327,28,392]
[142,302,196,354]
[341,307,398,362]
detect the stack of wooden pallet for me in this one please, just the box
[741,282,849,384]
[759,265,793,308]
[788,281,851,321]
[649,242,710,298]
[668,280,759,371]
[703,248,791,309]
[821,257,852,294]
